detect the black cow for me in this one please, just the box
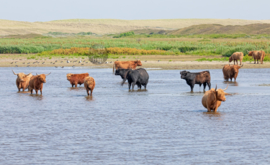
[180,70,211,92]
[122,68,149,90]
[115,68,130,80]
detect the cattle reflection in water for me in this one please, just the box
[203,111,223,118]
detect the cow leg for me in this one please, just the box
[190,84,194,92]
[35,89,38,94]
[90,89,93,96]
[40,89,42,95]
[75,83,78,87]
[203,83,206,92]
[207,82,211,90]
[31,89,33,94]
[128,83,131,90]
[132,82,136,90]
[86,89,89,95]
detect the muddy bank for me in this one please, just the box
[1,54,269,70]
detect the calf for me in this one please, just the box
[84,76,95,96]
[12,70,32,92]
[201,85,228,112]
[180,70,211,92]
[122,68,149,90]
[67,73,89,87]
[29,73,51,94]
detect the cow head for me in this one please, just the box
[180,70,190,79]
[136,60,142,66]
[248,51,253,56]
[66,73,73,81]
[232,65,242,73]
[37,73,51,83]
[215,84,228,102]
[13,70,32,82]
[229,56,232,62]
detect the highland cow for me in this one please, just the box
[67,73,89,87]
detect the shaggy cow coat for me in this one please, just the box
[113,60,142,73]
[84,76,95,96]
[223,65,242,81]
[67,73,89,87]
[201,85,228,112]
[13,70,32,92]
[29,73,51,94]
[229,52,244,65]
[248,50,265,64]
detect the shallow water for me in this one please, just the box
[1,67,270,164]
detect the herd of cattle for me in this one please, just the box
[12,50,265,112]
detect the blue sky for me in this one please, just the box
[1,0,269,22]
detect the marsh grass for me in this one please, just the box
[1,37,270,58]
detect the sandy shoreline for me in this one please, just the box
[1,54,270,70]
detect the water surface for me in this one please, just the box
[0,67,270,164]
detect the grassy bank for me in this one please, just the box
[1,37,270,57]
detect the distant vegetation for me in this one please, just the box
[0,37,270,57]
[113,31,135,38]
[45,31,95,37]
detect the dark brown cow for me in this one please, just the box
[201,85,228,112]
[12,70,32,92]
[67,73,89,87]
[113,60,142,73]
[84,76,96,96]
[248,50,265,64]
[223,65,243,81]
[29,73,51,94]
[180,70,211,92]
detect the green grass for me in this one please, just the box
[0,36,270,57]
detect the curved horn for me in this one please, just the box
[223,83,229,91]
[26,72,32,76]
[45,72,51,76]
[12,70,18,75]
[215,85,217,91]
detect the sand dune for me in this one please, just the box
[1,19,270,36]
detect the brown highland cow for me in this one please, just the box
[223,64,243,81]
[248,50,265,64]
[229,52,243,65]
[12,70,33,92]
[84,76,95,96]
[201,85,228,112]
[113,60,142,73]
[29,73,51,94]
[67,73,89,87]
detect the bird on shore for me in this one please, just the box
[79,60,82,63]
[55,60,57,62]
[67,60,70,63]
[42,62,45,64]
[23,62,25,64]
[27,65,30,67]
[145,60,147,62]
[55,66,58,68]
[27,62,30,64]
[11,62,13,64]
[158,60,160,62]
[81,64,84,65]
[15,65,18,67]
[61,66,64,68]
[72,65,75,68]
